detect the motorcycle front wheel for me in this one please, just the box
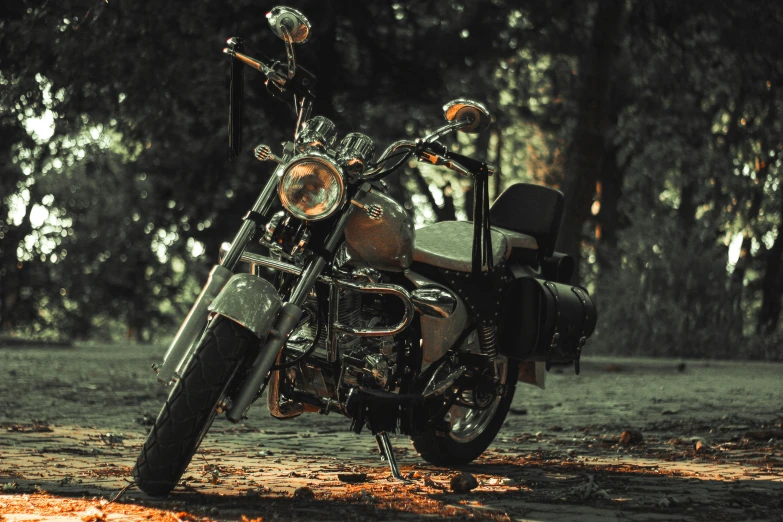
[133,318,256,496]
[411,358,518,466]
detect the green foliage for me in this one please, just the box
[597,209,742,358]
[0,0,781,359]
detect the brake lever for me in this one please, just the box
[418,147,469,176]
[416,139,493,178]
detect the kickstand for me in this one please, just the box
[375,432,407,481]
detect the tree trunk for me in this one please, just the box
[0,199,33,332]
[0,122,30,332]
[730,163,767,332]
[596,144,623,274]
[557,0,626,284]
[757,236,783,336]
[679,179,697,237]
[743,85,777,335]
[757,181,783,336]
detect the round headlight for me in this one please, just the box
[278,154,345,221]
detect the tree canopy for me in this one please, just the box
[1,0,782,358]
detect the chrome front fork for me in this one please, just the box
[155,160,286,384]
[225,202,359,421]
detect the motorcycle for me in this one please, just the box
[133,6,597,496]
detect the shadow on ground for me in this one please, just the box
[0,344,781,521]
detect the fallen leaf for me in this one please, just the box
[293,486,315,500]
[619,430,643,445]
[338,473,368,484]
[80,506,106,522]
[745,430,783,440]
[423,476,440,489]
[450,472,478,493]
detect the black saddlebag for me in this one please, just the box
[499,277,596,372]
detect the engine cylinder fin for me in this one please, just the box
[338,289,363,327]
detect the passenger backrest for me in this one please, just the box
[490,183,564,258]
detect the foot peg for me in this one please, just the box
[375,432,407,481]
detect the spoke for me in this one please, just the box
[444,356,508,443]
[448,405,470,433]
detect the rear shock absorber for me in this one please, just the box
[477,321,498,360]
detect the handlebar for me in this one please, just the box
[361,140,416,178]
[224,38,490,181]
[224,45,285,85]
[224,41,317,98]
[363,138,493,180]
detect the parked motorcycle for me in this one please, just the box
[134,6,596,496]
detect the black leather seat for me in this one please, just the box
[490,183,564,258]
[413,183,561,272]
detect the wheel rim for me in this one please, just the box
[447,357,508,443]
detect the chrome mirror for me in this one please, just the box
[443,99,492,134]
[267,6,311,44]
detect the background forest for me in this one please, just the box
[1,0,782,359]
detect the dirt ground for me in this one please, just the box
[0,342,781,521]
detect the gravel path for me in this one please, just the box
[0,342,781,521]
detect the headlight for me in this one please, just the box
[278,153,345,221]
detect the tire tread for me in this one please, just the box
[133,320,255,496]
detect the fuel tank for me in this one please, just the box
[344,189,414,272]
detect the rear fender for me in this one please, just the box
[518,361,546,389]
[207,274,282,338]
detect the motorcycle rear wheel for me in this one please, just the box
[133,318,256,496]
[411,359,518,466]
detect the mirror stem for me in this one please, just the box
[281,26,297,80]
[423,120,471,142]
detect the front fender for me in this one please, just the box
[207,274,282,338]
